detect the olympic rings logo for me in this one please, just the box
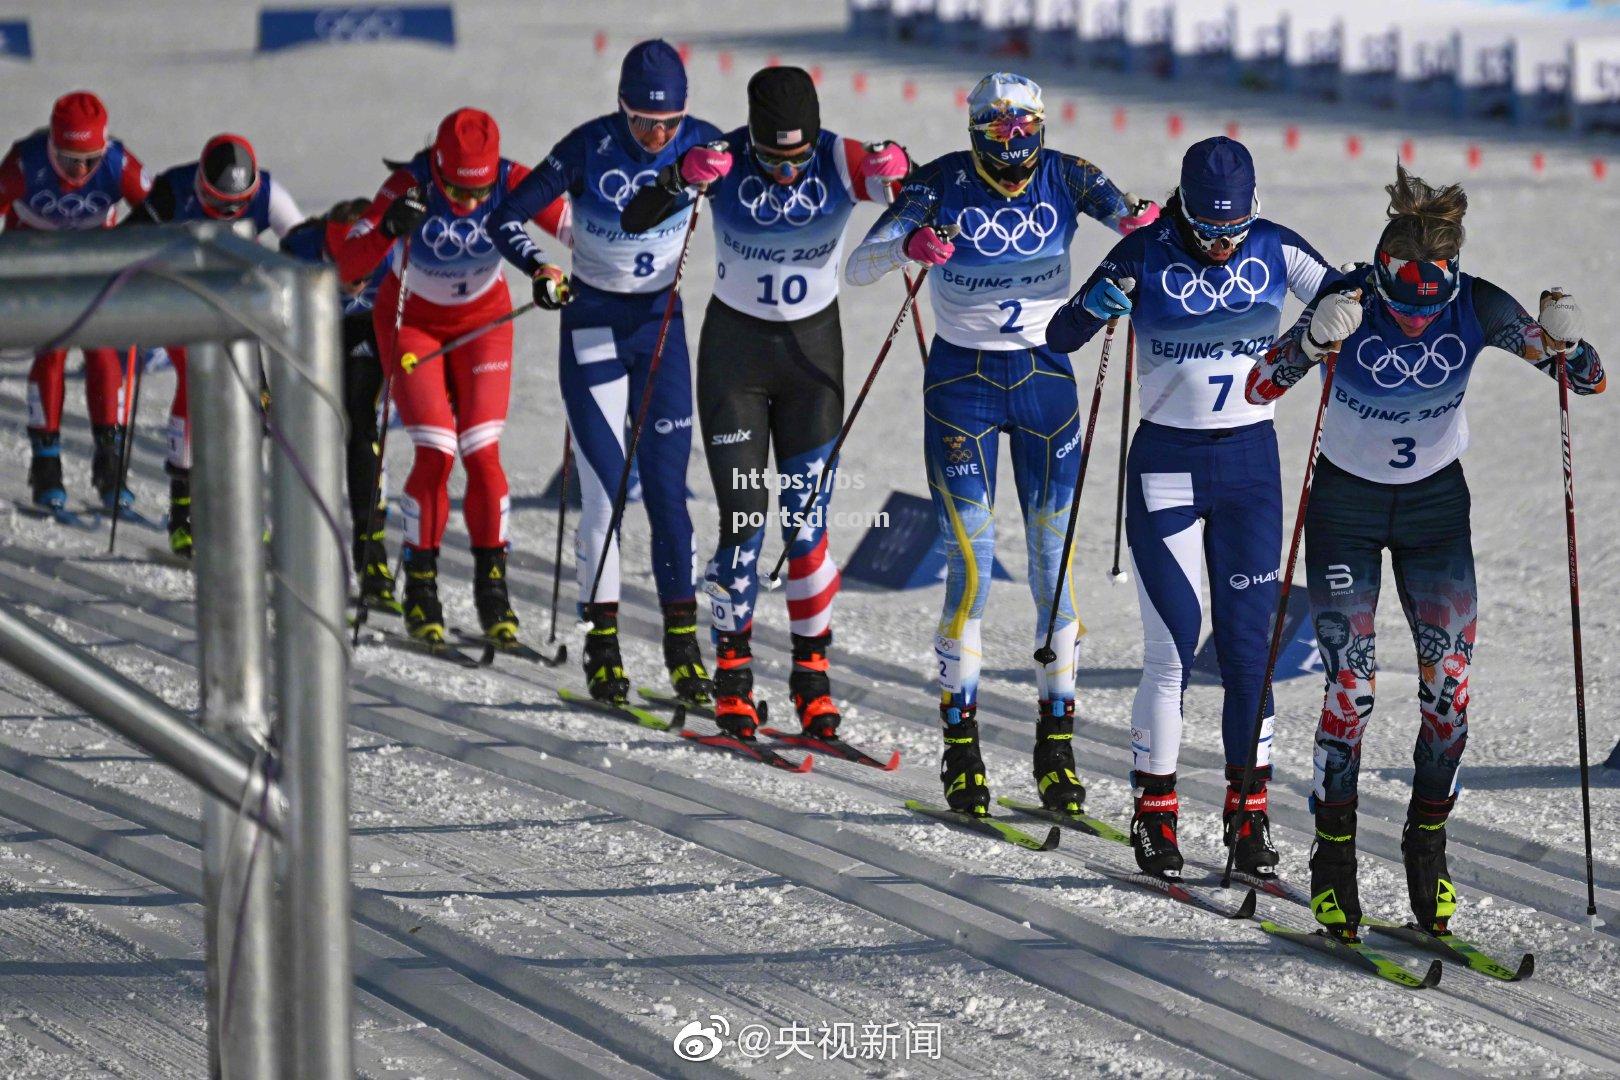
[27,189,114,223]
[1160,257,1271,315]
[313,8,405,42]
[598,168,659,211]
[420,215,493,260]
[953,202,1059,257]
[1354,333,1467,390]
[737,175,827,227]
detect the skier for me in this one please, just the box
[490,39,724,705]
[847,72,1158,816]
[1046,136,1333,877]
[1246,165,1605,937]
[124,133,303,557]
[332,107,572,646]
[0,91,151,514]
[621,64,911,739]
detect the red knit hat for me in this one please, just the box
[433,108,500,187]
[50,91,109,154]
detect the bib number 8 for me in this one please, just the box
[633,251,655,277]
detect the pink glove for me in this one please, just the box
[904,226,954,266]
[859,141,910,183]
[1117,197,1161,235]
[679,145,732,187]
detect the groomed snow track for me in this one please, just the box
[1,410,1617,1077]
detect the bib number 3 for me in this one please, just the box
[1389,436,1417,470]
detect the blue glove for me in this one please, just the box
[1079,276,1133,320]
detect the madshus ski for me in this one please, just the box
[453,628,561,667]
[641,689,894,771]
[905,800,1059,851]
[595,690,812,772]
[365,628,482,669]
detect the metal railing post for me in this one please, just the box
[270,269,353,1080]
[189,336,279,1080]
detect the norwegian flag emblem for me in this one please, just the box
[1416,281,1438,296]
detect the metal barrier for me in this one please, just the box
[0,221,351,1079]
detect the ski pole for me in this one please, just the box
[763,247,944,591]
[545,427,573,665]
[1032,283,1133,665]
[1555,347,1600,925]
[1108,322,1135,583]
[107,346,142,556]
[1220,326,1351,889]
[585,197,704,607]
[902,267,929,364]
[399,301,537,373]
[352,243,411,645]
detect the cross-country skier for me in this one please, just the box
[847,72,1158,817]
[1046,136,1333,877]
[124,133,303,557]
[332,108,572,647]
[0,91,150,514]
[490,40,724,705]
[622,65,911,739]
[1246,165,1606,938]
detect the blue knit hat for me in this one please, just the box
[620,40,687,112]
[1179,136,1256,219]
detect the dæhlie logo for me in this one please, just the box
[673,1015,730,1061]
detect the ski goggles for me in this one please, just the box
[753,141,815,181]
[970,109,1044,143]
[442,179,495,203]
[197,186,252,219]
[1179,192,1259,253]
[49,145,105,180]
[624,107,685,139]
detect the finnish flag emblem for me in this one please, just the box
[1213,198,1232,210]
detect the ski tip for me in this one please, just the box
[1511,953,1535,981]
[670,705,688,730]
[786,753,813,774]
[1420,959,1444,989]
[1234,888,1258,919]
[544,642,568,666]
[877,749,901,771]
[1039,826,1061,851]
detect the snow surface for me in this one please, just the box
[1,0,1619,1076]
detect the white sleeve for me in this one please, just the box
[266,179,303,239]
[1283,241,1329,303]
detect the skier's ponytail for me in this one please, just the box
[1381,163,1467,261]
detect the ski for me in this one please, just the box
[1361,919,1534,982]
[678,728,812,773]
[638,687,716,716]
[453,628,556,666]
[995,797,1132,845]
[1230,869,1313,906]
[759,727,900,770]
[365,628,483,669]
[556,687,679,732]
[85,503,164,531]
[1102,864,1258,918]
[142,545,193,570]
[904,800,1060,851]
[14,499,93,530]
[1258,920,1443,989]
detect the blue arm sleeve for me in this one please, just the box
[491,132,583,276]
[845,167,938,286]
[1060,154,1131,233]
[278,220,326,263]
[1046,234,1146,353]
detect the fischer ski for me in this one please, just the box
[638,687,717,717]
[365,628,483,669]
[904,800,1060,851]
[557,687,679,732]
[995,797,1132,845]
[1258,920,1443,989]
[453,628,552,665]
[1361,919,1533,982]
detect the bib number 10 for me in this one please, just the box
[757,273,808,306]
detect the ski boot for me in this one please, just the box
[1402,795,1458,932]
[166,464,193,559]
[1130,772,1184,878]
[940,701,990,814]
[91,425,133,511]
[28,432,67,512]
[789,631,840,740]
[711,631,759,738]
[400,545,447,643]
[473,546,519,643]
[1309,804,1363,941]
[581,602,630,704]
[1223,764,1280,877]
[352,529,401,615]
[662,600,713,704]
[1033,698,1085,812]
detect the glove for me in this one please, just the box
[860,141,911,183]
[904,225,954,266]
[1304,289,1363,360]
[1539,287,1582,353]
[382,187,426,239]
[678,144,732,187]
[1117,195,1160,235]
[1079,276,1133,320]
[533,264,572,310]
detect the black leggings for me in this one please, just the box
[342,312,385,544]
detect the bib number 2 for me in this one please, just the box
[998,299,1024,334]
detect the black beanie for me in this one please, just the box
[747,66,820,149]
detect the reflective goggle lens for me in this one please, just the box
[443,180,495,202]
[54,148,104,176]
[753,143,814,179]
[627,111,684,137]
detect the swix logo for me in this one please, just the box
[1325,564,1354,592]
[710,428,751,446]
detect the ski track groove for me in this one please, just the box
[3,548,1615,1075]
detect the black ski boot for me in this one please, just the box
[789,632,840,740]
[28,431,67,511]
[662,600,713,704]
[166,464,193,559]
[473,546,519,642]
[91,424,132,510]
[940,702,990,814]
[352,530,401,615]
[1033,698,1085,812]
[581,602,631,704]
[1310,804,1363,941]
[1403,794,1458,932]
[400,545,446,643]
[1130,772,1184,878]
[1223,764,1280,877]
[711,631,758,738]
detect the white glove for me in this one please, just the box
[1539,288,1582,352]
[1304,290,1363,360]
